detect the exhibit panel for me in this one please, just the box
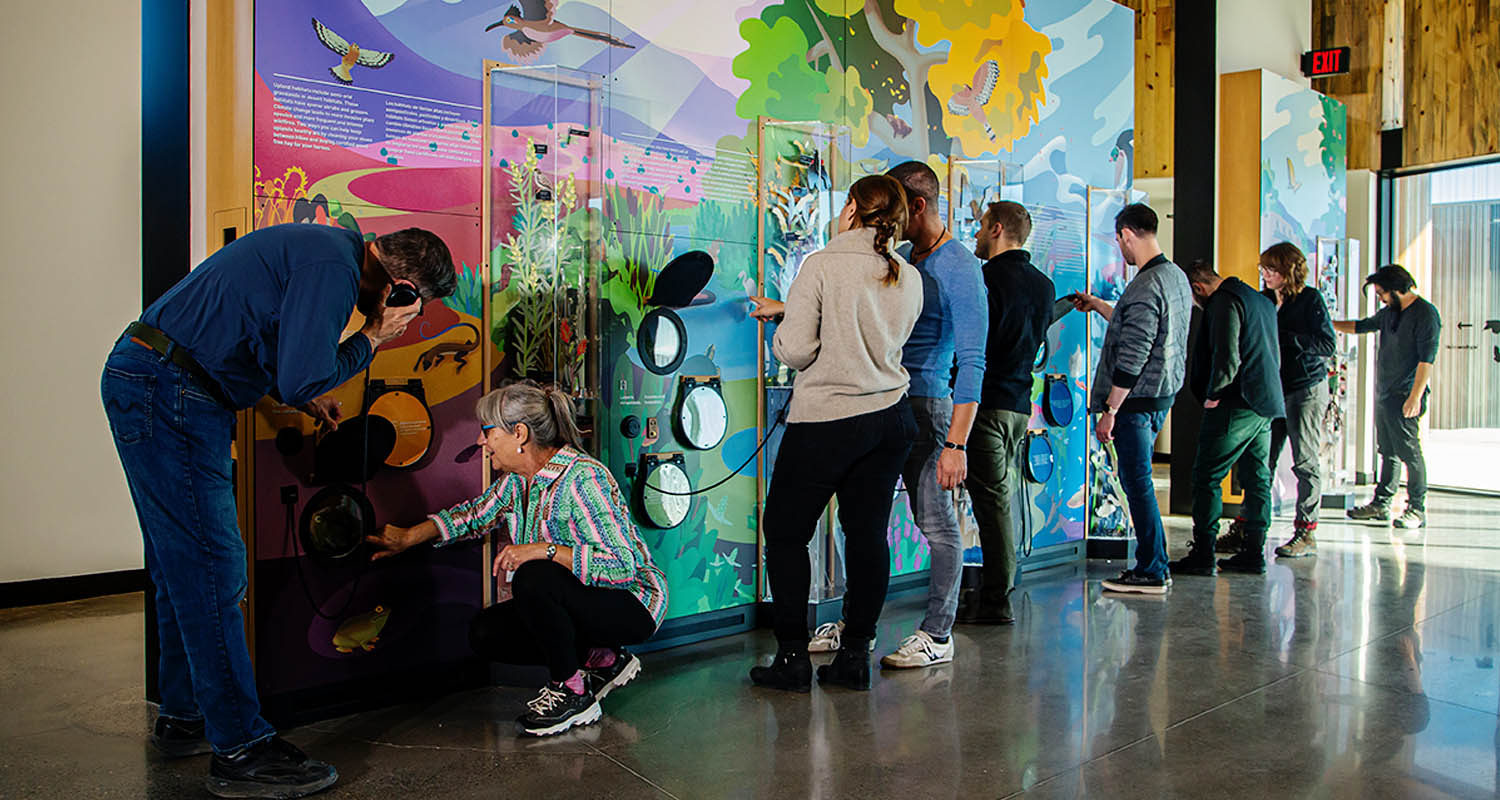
[209,0,1141,714]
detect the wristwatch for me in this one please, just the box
[545,543,557,560]
[1103,405,1120,416]
[943,441,966,451]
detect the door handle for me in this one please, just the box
[1458,322,1474,329]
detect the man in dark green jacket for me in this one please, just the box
[1171,260,1286,575]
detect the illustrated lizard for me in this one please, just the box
[414,322,481,373]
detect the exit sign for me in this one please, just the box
[1301,47,1351,78]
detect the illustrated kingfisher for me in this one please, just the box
[485,0,636,64]
[947,61,1001,141]
[311,18,394,85]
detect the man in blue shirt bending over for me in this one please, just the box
[101,224,455,799]
[806,161,988,669]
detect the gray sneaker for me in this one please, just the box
[1393,508,1426,529]
[1347,502,1391,522]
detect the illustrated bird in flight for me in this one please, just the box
[312,18,394,85]
[484,0,636,64]
[948,60,1001,140]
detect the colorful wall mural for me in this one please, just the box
[1257,71,1348,510]
[246,0,1136,689]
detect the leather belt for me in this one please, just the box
[124,322,236,410]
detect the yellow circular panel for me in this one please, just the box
[369,391,433,468]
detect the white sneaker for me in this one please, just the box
[807,620,874,653]
[879,630,955,669]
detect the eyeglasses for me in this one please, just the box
[481,424,497,433]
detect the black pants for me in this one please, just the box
[1374,393,1428,512]
[763,401,917,647]
[468,560,657,682]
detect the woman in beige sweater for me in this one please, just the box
[746,174,923,692]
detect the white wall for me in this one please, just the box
[1218,0,1312,88]
[1,1,144,581]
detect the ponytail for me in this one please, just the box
[847,174,909,287]
[541,384,586,451]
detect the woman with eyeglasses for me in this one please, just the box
[366,381,666,736]
[1216,242,1336,559]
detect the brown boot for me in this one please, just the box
[1274,522,1318,559]
[1215,518,1247,553]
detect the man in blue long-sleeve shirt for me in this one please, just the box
[101,224,455,798]
[805,162,988,670]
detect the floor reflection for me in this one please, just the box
[2,494,1498,798]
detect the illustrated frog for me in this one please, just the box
[332,605,389,653]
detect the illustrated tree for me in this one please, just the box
[895,0,1052,156]
[728,0,1053,160]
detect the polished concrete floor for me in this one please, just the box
[4,493,1500,799]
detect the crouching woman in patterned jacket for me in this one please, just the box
[366,380,667,736]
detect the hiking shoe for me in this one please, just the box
[1101,570,1168,595]
[1217,552,1267,574]
[816,643,872,690]
[807,620,873,653]
[1393,508,1427,529]
[1348,502,1391,522]
[1275,527,1317,558]
[750,648,812,693]
[517,682,602,737]
[205,736,338,799]
[584,649,641,701]
[1169,542,1218,576]
[880,630,955,669]
[954,588,980,623]
[1215,519,1246,553]
[960,588,1015,625]
[150,715,212,759]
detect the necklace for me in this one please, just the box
[911,227,949,261]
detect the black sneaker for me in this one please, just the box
[584,650,641,701]
[1169,543,1218,576]
[1348,502,1391,522]
[205,736,337,799]
[517,682,602,737]
[816,643,872,691]
[1217,552,1267,574]
[150,715,212,759]
[749,648,812,693]
[1100,570,1168,595]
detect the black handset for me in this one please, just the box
[386,281,421,307]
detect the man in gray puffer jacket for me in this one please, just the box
[1067,203,1192,594]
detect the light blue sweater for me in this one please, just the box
[897,239,988,404]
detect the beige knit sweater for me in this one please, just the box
[773,228,923,423]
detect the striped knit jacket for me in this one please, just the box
[429,446,668,628]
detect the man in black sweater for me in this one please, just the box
[1170,260,1285,575]
[1335,264,1442,529]
[958,200,1060,623]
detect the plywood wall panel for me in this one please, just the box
[1316,0,1500,169]
[1117,0,1175,178]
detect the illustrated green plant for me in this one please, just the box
[442,262,483,319]
[601,183,674,335]
[495,139,580,381]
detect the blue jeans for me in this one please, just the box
[1112,409,1169,580]
[901,396,963,638]
[102,339,275,754]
